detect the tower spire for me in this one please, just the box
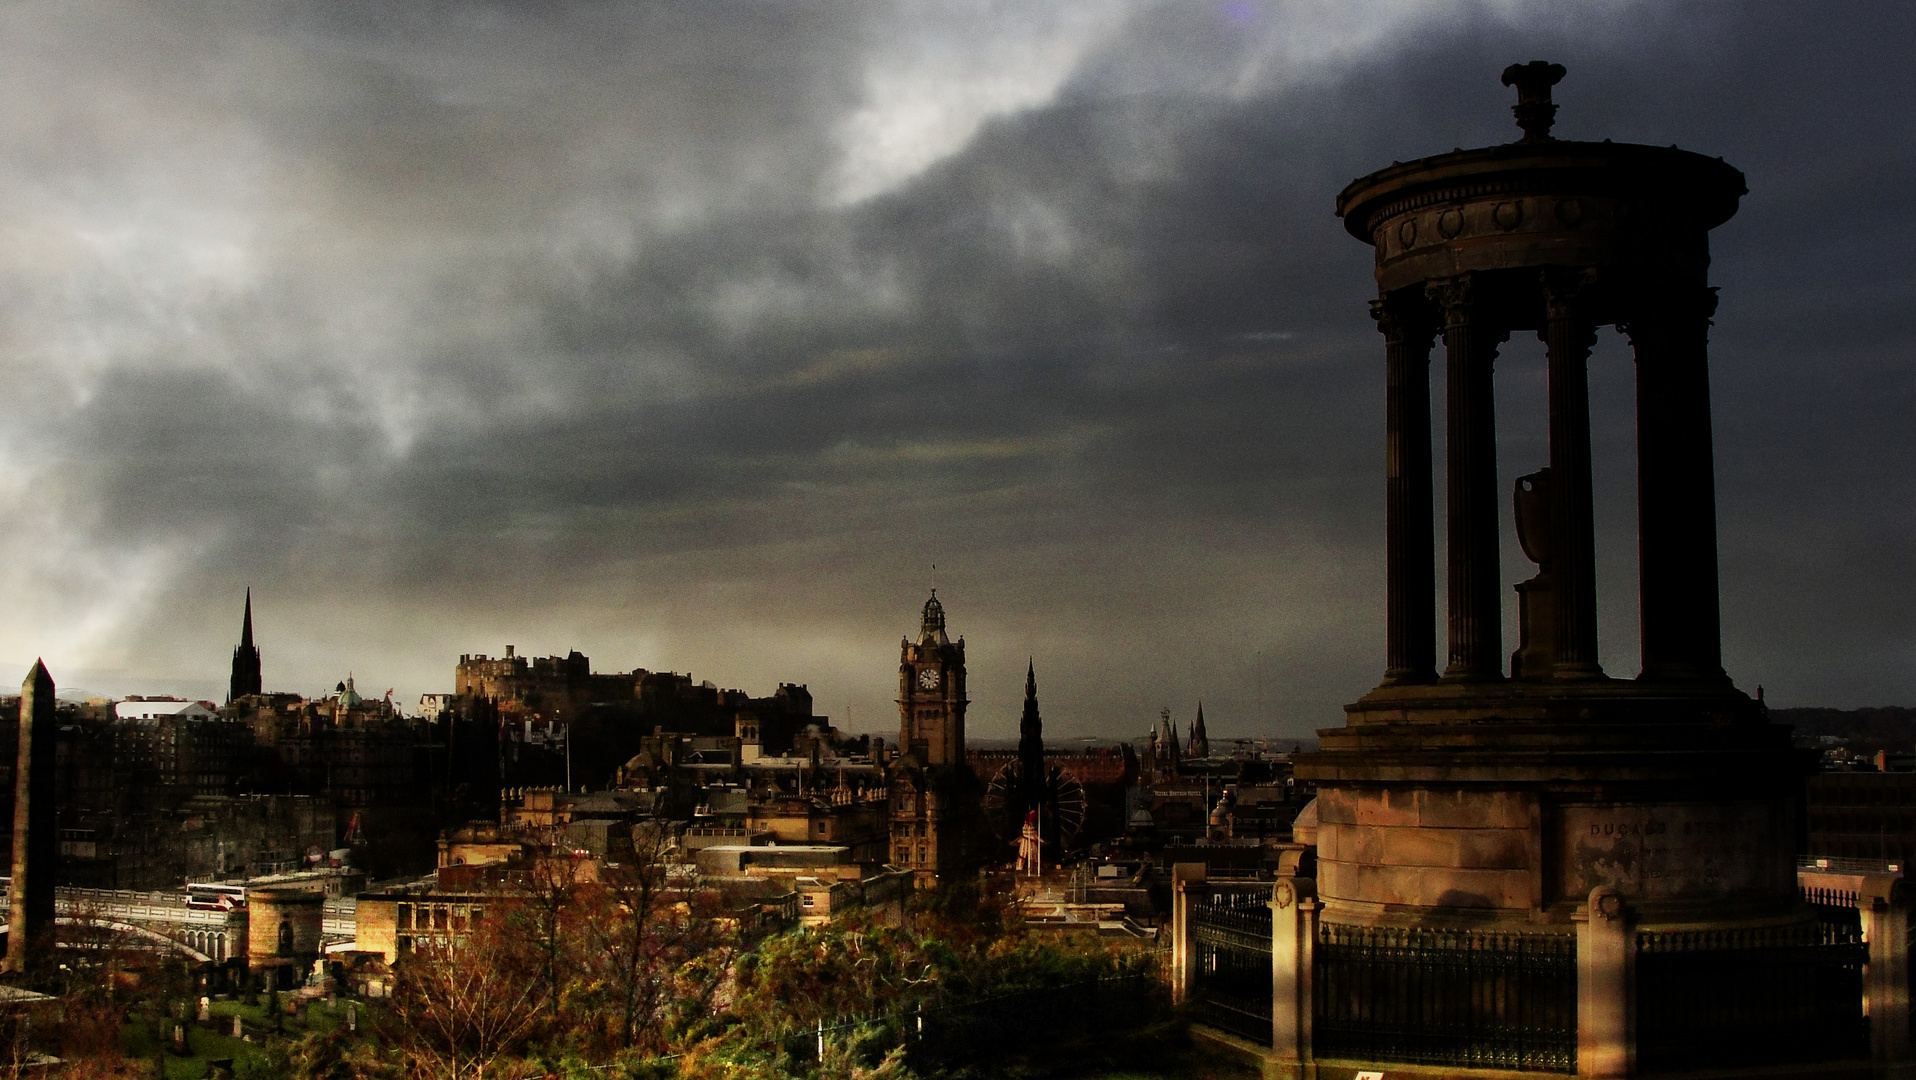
[229,588,263,703]
[919,589,948,644]
[1157,707,1180,774]
[1188,700,1210,759]
[1018,658,1045,811]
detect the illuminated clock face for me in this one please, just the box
[918,667,940,690]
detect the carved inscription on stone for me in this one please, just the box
[1556,802,1775,902]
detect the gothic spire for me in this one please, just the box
[1187,701,1210,759]
[1157,707,1180,770]
[1018,658,1045,810]
[229,589,263,703]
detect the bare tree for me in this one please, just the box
[571,821,734,1053]
[44,897,163,1072]
[512,848,590,1030]
[385,914,547,1080]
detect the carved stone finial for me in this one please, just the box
[1501,60,1567,142]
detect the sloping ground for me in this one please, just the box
[1774,706,1916,754]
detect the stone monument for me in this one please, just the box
[4,661,56,975]
[246,888,325,990]
[1311,58,1794,925]
[1245,63,1873,1077]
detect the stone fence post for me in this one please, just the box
[1864,885,1910,1064]
[1270,874,1317,1068]
[1576,885,1635,1078]
[1170,863,1206,1007]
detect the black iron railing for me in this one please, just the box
[1637,915,1867,1072]
[1313,924,1575,1073]
[1192,890,1273,1045]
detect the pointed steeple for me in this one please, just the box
[1018,658,1045,809]
[1187,701,1210,759]
[1157,707,1180,773]
[229,589,263,703]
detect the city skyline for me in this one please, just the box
[0,2,1910,740]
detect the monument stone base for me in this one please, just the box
[1302,681,1808,930]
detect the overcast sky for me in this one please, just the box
[0,1,1908,740]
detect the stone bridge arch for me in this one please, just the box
[1,918,216,963]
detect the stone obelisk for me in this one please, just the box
[6,661,56,974]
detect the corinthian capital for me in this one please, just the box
[1424,273,1478,329]
[1370,293,1435,349]
[1541,266,1601,321]
[1541,267,1601,351]
[1618,283,1720,346]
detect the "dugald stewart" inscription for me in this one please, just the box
[1556,802,1784,904]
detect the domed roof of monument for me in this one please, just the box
[1291,797,1319,847]
[1335,61,1745,245]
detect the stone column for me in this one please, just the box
[1429,274,1508,680]
[1270,875,1317,1070]
[1864,890,1910,1063]
[1170,863,1206,1006]
[1576,886,1635,1079]
[1374,294,1438,685]
[5,661,55,975]
[1543,269,1602,678]
[1625,285,1727,682]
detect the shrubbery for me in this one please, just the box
[39,874,1170,1079]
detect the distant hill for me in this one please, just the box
[1771,707,1916,753]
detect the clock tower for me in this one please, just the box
[890,590,975,886]
[898,590,966,765]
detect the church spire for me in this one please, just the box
[1187,701,1210,759]
[229,589,262,703]
[1157,707,1180,774]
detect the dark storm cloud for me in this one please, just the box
[0,2,1908,736]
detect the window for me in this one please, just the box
[801,895,815,908]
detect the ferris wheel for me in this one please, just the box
[982,760,1088,847]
